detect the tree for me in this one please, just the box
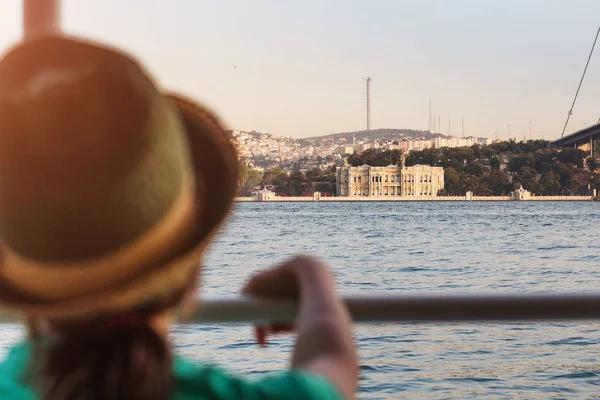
[444,167,462,195]
[539,172,561,195]
[485,170,512,195]
[508,153,535,172]
[360,149,378,166]
[306,167,322,181]
[238,163,250,188]
[260,169,273,186]
[315,167,337,183]
[289,172,312,196]
[463,161,485,177]
[238,163,263,190]
[347,152,362,167]
[346,149,404,167]
[490,155,500,170]
[245,169,263,189]
[587,157,599,173]
[409,147,442,166]
[551,163,575,192]
[390,149,404,166]
[460,174,481,194]
[533,148,559,173]
[557,148,586,168]
[372,149,403,166]
[314,182,336,195]
[513,166,540,194]
[261,167,288,187]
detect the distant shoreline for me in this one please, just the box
[235,195,595,203]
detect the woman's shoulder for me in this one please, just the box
[173,356,344,400]
[0,343,344,400]
[0,342,36,400]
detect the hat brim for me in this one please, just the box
[0,94,239,320]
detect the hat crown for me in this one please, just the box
[0,37,192,262]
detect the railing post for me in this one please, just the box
[23,0,61,40]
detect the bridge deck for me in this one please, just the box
[554,123,600,148]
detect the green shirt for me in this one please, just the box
[0,342,343,400]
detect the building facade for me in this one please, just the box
[336,164,444,197]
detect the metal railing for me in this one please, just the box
[2,294,600,324]
[184,294,600,323]
[14,0,600,326]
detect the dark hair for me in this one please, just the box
[28,269,199,400]
[35,321,172,400]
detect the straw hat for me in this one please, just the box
[0,36,238,320]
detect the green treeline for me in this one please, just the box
[239,140,598,196]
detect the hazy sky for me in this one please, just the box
[1,1,600,140]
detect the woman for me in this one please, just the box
[0,35,357,400]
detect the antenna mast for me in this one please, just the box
[366,77,372,131]
[428,98,432,132]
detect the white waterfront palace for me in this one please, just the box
[336,164,444,197]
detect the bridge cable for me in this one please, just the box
[561,25,600,138]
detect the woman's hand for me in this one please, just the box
[242,255,358,399]
[242,255,331,346]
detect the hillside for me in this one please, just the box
[299,128,446,146]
